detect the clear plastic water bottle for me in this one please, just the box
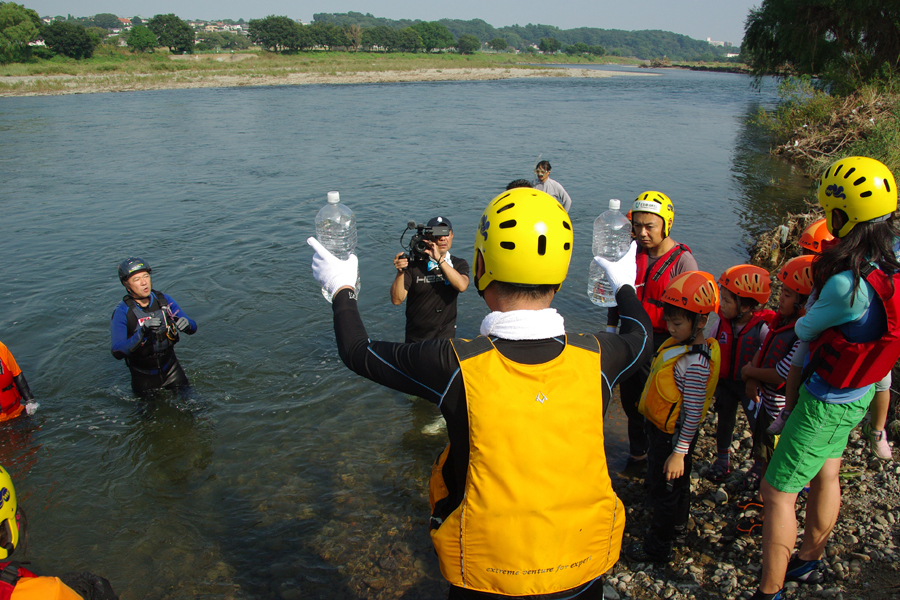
[315,191,360,301]
[588,199,632,307]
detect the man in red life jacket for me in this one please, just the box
[0,344,35,423]
[609,192,698,477]
[0,465,118,600]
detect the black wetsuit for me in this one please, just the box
[331,285,652,599]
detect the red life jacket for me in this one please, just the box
[716,309,775,380]
[0,563,36,600]
[806,265,900,388]
[756,315,800,391]
[635,243,691,333]
[0,357,22,419]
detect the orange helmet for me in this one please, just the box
[798,218,834,254]
[718,264,771,305]
[778,255,815,296]
[661,271,720,315]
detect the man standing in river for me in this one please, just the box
[532,160,572,212]
[110,257,197,397]
[310,188,651,599]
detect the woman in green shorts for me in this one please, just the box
[752,156,900,600]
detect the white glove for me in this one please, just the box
[25,401,39,416]
[594,241,638,295]
[308,237,359,301]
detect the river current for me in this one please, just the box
[0,66,811,599]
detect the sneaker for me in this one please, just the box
[707,459,731,483]
[766,409,791,436]
[862,421,893,460]
[619,456,648,479]
[748,589,784,600]
[623,541,668,563]
[784,554,823,584]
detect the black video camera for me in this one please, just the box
[400,220,451,262]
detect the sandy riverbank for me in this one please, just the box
[0,66,656,97]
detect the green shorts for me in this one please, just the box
[764,385,874,493]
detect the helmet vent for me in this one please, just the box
[500,241,515,250]
[853,177,865,186]
[537,235,547,255]
[564,242,571,250]
[562,221,571,230]
[843,167,856,179]
[885,179,892,193]
[499,220,516,229]
[860,191,872,197]
[497,203,515,214]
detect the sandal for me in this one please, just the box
[736,497,764,511]
[736,515,763,536]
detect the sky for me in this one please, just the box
[24,1,761,45]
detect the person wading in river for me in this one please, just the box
[309,188,651,599]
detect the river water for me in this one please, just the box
[0,66,811,599]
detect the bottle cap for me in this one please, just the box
[608,199,621,211]
[326,191,340,204]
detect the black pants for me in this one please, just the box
[643,422,697,558]
[129,356,190,398]
[619,331,670,457]
[448,576,604,599]
[713,378,756,454]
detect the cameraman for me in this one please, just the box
[390,217,469,343]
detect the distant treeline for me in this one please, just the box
[312,12,740,61]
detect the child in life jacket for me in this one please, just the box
[624,271,721,563]
[0,342,36,423]
[733,256,814,534]
[708,264,775,483]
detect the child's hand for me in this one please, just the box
[664,452,685,480]
[740,362,753,381]
[745,377,760,403]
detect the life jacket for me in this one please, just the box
[804,265,900,388]
[716,309,775,380]
[0,356,23,422]
[121,291,178,373]
[638,338,720,434]
[756,316,800,391]
[635,243,691,333]
[0,563,81,600]
[431,335,625,596]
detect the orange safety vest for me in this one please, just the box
[0,345,23,422]
[430,334,625,596]
[0,563,82,600]
[635,244,691,333]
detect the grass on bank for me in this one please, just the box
[754,76,900,176]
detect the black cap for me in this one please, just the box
[427,216,452,230]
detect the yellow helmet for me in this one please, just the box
[632,191,675,237]
[818,156,897,238]
[474,188,573,292]
[0,465,19,559]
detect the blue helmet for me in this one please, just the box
[118,257,151,283]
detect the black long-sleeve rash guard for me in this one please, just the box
[331,285,652,527]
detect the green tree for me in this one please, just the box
[148,13,194,54]
[396,27,422,52]
[344,24,363,50]
[361,25,398,51]
[410,21,454,52]
[0,2,41,63]
[488,37,508,52]
[456,34,480,54]
[743,0,900,91]
[248,15,302,51]
[131,16,142,26]
[42,21,99,58]
[127,25,157,52]
[538,37,561,53]
[92,13,119,30]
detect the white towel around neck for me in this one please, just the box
[479,308,566,340]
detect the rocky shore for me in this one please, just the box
[0,66,656,97]
[608,407,899,600]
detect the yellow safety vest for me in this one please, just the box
[430,335,625,596]
[638,338,720,434]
